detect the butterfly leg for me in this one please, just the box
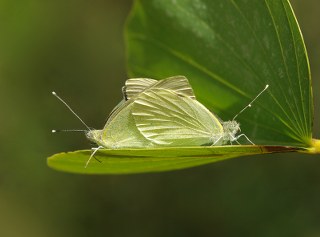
[85,146,103,168]
[229,134,241,145]
[212,135,223,146]
[231,135,241,145]
[234,134,254,145]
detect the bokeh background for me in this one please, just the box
[0,1,319,236]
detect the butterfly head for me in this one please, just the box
[219,84,269,144]
[86,130,103,145]
[222,120,240,141]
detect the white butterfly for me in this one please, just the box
[53,76,268,167]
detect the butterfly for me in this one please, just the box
[53,76,268,167]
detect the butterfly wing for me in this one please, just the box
[104,79,157,125]
[151,76,196,99]
[132,88,223,146]
[99,102,153,148]
[106,76,197,127]
[124,75,196,100]
[124,78,158,100]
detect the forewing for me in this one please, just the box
[124,78,158,100]
[153,76,195,99]
[132,89,222,146]
[101,102,153,148]
[104,99,128,127]
[107,76,197,127]
[124,75,195,100]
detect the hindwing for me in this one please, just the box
[132,89,223,146]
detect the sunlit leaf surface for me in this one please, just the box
[47,146,302,174]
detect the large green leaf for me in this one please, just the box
[48,0,320,174]
[47,146,302,174]
[126,0,314,147]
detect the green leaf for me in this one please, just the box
[48,0,320,175]
[125,0,314,147]
[47,146,302,174]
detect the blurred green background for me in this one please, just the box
[0,1,319,236]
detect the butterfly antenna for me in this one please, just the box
[52,91,91,131]
[233,85,269,120]
[52,129,87,133]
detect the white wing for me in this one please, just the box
[153,76,196,99]
[100,102,153,148]
[106,76,197,127]
[132,88,222,146]
[105,78,157,124]
[123,75,195,100]
[124,78,158,100]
